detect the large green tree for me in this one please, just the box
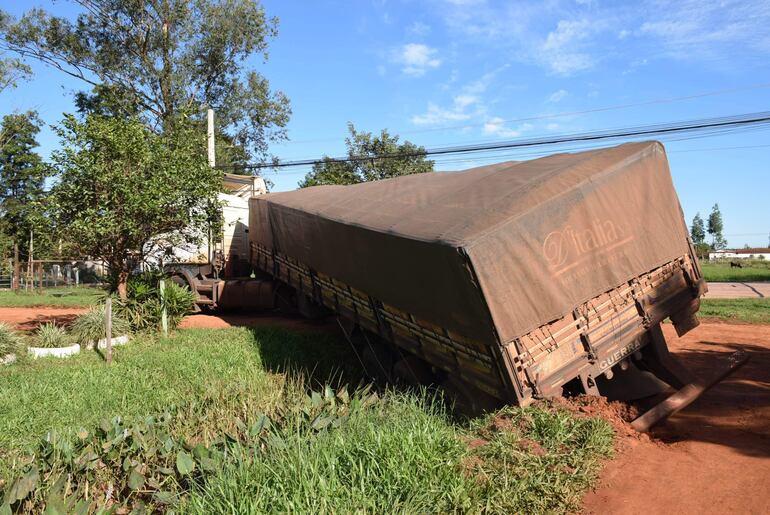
[0,111,48,262]
[707,203,727,250]
[50,113,222,298]
[1,0,290,164]
[300,123,434,188]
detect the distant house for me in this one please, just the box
[708,248,770,261]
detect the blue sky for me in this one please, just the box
[2,0,770,246]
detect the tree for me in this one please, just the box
[49,113,222,298]
[1,0,290,163]
[690,213,705,245]
[707,203,727,250]
[0,111,49,262]
[0,12,30,95]
[300,123,434,188]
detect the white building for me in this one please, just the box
[708,248,770,261]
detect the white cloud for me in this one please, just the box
[411,66,507,126]
[435,0,770,74]
[483,118,533,138]
[407,21,431,36]
[539,19,598,75]
[411,95,479,125]
[394,43,442,76]
[547,89,568,103]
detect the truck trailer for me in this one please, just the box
[179,141,743,419]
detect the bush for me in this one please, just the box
[115,272,195,332]
[70,304,131,346]
[33,323,71,349]
[0,323,24,358]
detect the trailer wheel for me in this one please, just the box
[170,273,201,313]
[392,355,434,387]
[441,377,499,418]
[361,339,396,384]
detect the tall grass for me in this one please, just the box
[1,327,614,513]
[33,323,71,348]
[69,304,131,345]
[0,323,24,358]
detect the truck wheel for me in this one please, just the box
[392,355,434,387]
[171,274,201,313]
[441,377,499,418]
[361,340,395,384]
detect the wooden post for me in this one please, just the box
[105,298,113,364]
[160,279,168,338]
[38,262,43,289]
[27,230,33,291]
[12,242,19,291]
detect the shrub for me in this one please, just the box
[70,304,131,346]
[116,273,195,331]
[33,323,71,349]
[0,323,24,358]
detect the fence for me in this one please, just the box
[0,260,106,290]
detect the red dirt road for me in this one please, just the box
[0,307,87,331]
[583,322,770,515]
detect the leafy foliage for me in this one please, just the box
[299,123,434,187]
[1,385,378,512]
[1,0,290,162]
[690,212,706,245]
[707,203,727,249]
[0,111,50,261]
[0,322,23,358]
[49,114,221,297]
[70,304,131,346]
[115,272,195,331]
[33,323,71,349]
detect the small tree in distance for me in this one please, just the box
[49,114,222,299]
[707,203,727,250]
[690,213,705,245]
[299,123,434,187]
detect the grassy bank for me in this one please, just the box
[0,287,104,308]
[700,298,770,324]
[701,261,770,282]
[0,327,613,513]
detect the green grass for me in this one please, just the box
[701,261,770,282]
[0,286,105,308]
[0,327,614,513]
[700,298,770,324]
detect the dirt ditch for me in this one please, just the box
[583,322,770,515]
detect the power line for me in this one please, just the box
[221,110,770,171]
[276,81,770,145]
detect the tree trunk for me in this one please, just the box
[116,270,130,300]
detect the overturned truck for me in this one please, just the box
[249,141,710,413]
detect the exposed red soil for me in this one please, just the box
[583,322,770,515]
[0,307,87,332]
[179,311,340,334]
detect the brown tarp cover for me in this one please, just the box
[250,141,690,344]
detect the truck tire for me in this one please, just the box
[441,377,499,418]
[392,354,434,387]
